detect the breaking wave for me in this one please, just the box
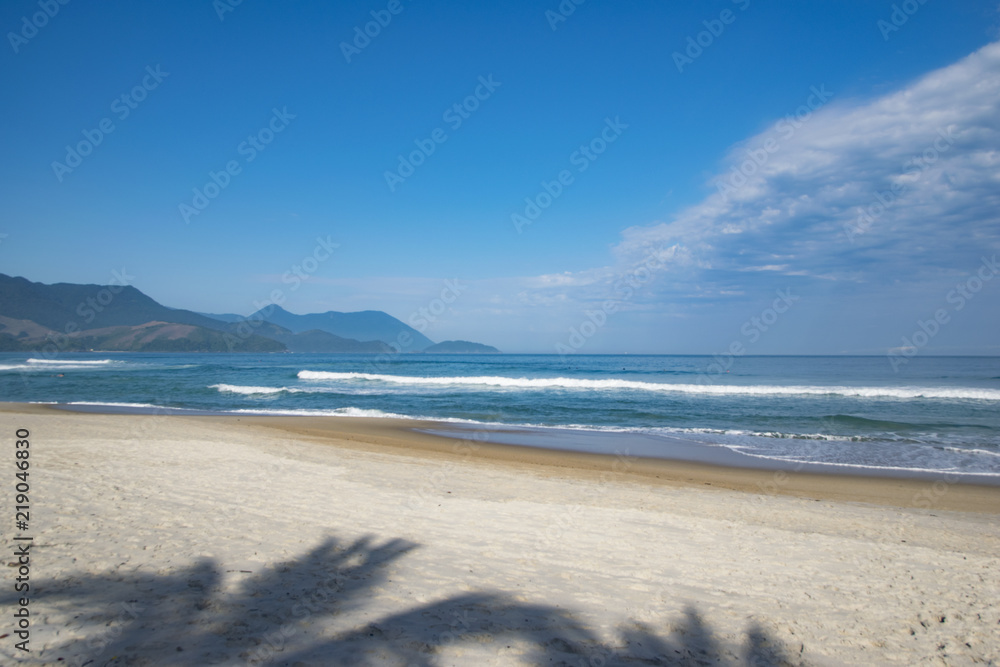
[296,371,1000,401]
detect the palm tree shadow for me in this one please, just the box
[5,535,803,666]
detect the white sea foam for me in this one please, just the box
[941,446,1000,458]
[296,371,1000,401]
[714,446,1000,476]
[210,384,294,395]
[226,407,417,419]
[1,358,124,371]
[27,358,118,365]
[64,401,166,409]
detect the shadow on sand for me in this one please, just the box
[7,535,803,666]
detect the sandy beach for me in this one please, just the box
[2,402,999,666]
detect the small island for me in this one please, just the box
[420,340,501,354]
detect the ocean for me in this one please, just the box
[3,352,999,481]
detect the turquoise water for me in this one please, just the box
[2,352,999,477]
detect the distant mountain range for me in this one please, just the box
[0,273,499,354]
[205,305,436,351]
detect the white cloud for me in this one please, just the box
[738,265,789,272]
[613,41,1000,285]
[520,268,613,289]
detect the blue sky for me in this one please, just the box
[1,0,998,354]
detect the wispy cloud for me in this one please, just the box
[613,41,1000,292]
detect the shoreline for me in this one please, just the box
[8,402,1000,512]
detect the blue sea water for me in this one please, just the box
[2,352,999,478]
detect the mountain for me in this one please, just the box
[197,312,246,323]
[0,317,284,352]
[199,311,410,353]
[422,340,501,354]
[244,305,434,351]
[0,273,227,333]
[61,321,286,352]
[0,275,282,353]
[267,328,394,354]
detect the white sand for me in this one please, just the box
[2,407,999,666]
